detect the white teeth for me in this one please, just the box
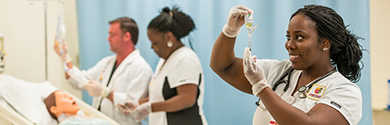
[290,55,299,61]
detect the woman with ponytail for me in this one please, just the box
[121,6,207,125]
[210,5,363,124]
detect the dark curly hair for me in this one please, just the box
[147,6,195,41]
[291,5,364,82]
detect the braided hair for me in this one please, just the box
[291,5,364,82]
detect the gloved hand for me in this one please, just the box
[131,102,151,122]
[223,5,253,38]
[83,81,111,97]
[117,100,139,115]
[243,47,269,96]
[54,38,71,63]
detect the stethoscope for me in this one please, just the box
[255,67,293,106]
[255,67,336,106]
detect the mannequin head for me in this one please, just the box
[44,90,80,121]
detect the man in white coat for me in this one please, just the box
[54,17,153,125]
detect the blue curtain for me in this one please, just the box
[76,0,371,124]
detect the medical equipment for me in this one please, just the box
[245,14,257,50]
[272,67,294,92]
[255,67,336,106]
[55,0,66,55]
[245,13,253,28]
[0,34,6,73]
[27,0,67,80]
[296,68,336,99]
[255,67,292,106]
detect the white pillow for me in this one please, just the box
[0,75,57,125]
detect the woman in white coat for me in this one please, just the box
[210,5,363,125]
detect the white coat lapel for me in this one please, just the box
[109,50,139,87]
[101,57,116,87]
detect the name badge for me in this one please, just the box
[306,84,326,101]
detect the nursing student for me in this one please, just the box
[54,17,153,125]
[120,7,207,125]
[210,5,363,125]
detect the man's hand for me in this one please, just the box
[83,81,111,97]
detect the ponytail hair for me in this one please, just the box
[291,5,364,82]
[334,30,363,82]
[148,6,196,41]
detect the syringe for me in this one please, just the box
[245,13,257,50]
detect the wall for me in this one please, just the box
[370,0,390,109]
[370,0,390,124]
[0,0,81,98]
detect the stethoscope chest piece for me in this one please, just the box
[298,92,306,99]
[298,86,307,92]
[298,86,307,99]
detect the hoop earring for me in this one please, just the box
[167,41,173,48]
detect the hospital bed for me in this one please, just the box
[0,74,120,125]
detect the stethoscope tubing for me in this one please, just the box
[272,67,294,92]
[256,67,293,106]
[256,67,336,106]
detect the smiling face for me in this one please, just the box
[52,90,80,116]
[285,14,329,70]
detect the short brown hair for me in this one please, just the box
[44,90,59,122]
[109,17,139,45]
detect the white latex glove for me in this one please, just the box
[131,102,151,122]
[222,5,254,38]
[83,81,111,97]
[243,47,269,96]
[117,101,139,115]
[54,39,71,63]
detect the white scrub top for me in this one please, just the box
[149,47,207,125]
[68,49,153,125]
[252,59,362,125]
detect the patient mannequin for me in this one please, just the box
[44,90,109,125]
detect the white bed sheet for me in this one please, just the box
[0,75,58,124]
[0,74,119,125]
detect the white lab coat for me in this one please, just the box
[68,49,153,125]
